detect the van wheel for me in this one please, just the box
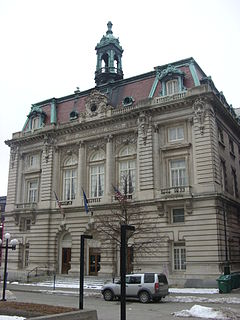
[139,291,150,303]
[103,289,114,301]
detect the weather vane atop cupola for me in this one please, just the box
[106,21,113,35]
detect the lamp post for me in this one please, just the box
[79,234,93,309]
[120,224,135,320]
[0,233,18,301]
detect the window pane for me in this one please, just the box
[173,208,184,223]
[170,160,186,187]
[166,80,179,95]
[63,169,76,200]
[174,244,186,271]
[90,164,105,197]
[169,127,184,141]
[28,181,38,202]
[119,160,136,194]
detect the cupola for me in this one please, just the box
[95,22,124,86]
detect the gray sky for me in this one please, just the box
[0,0,240,196]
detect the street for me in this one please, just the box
[11,289,240,320]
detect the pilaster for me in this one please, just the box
[105,135,114,200]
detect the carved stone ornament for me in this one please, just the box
[115,133,137,146]
[193,98,206,134]
[87,140,106,151]
[157,202,165,216]
[85,89,112,118]
[185,199,193,214]
[43,134,55,163]
[138,112,150,144]
[10,145,18,168]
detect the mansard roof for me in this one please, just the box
[20,57,205,128]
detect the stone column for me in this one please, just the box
[105,135,114,201]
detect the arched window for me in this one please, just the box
[118,145,136,195]
[89,151,105,198]
[63,154,77,201]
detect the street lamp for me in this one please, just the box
[79,234,93,310]
[120,224,135,320]
[0,233,18,301]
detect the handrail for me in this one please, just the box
[27,265,49,282]
[27,266,39,282]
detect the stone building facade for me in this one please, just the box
[3,22,240,287]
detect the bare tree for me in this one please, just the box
[92,176,165,274]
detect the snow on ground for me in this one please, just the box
[170,288,218,294]
[166,295,240,304]
[0,317,25,320]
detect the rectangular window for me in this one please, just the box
[229,139,235,155]
[90,164,104,198]
[28,154,38,168]
[25,243,30,267]
[218,127,224,144]
[170,159,187,187]
[168,127,184,142]
[232,168,238,198]
[27,180,38,203]
[166,79,179,95]
[18,243,30,268]
[63,169,76,200]
[20,218,31,232]
[172,208,184,223]
[221,160,227,191]
[119,160,136,194]
[174,243,186,270]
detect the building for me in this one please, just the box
[3,22,240,287]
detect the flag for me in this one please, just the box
[112,185,125,203]
[82,188,90,214]
[54,191,65,218]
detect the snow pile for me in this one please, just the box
[173,305,227,319]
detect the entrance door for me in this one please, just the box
[62,248,71,274]
[89,248,101,276]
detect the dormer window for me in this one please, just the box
[158,64,185,96]
[166,79,179,95]
[122,96,134,107]
[69,110,79,121]
[24,105,47,132]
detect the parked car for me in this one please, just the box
[101,273,169,303]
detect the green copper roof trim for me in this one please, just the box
[148,75,159,98]
[22,118,29,131]
[189,61,200,86]
[51,98,57,124]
